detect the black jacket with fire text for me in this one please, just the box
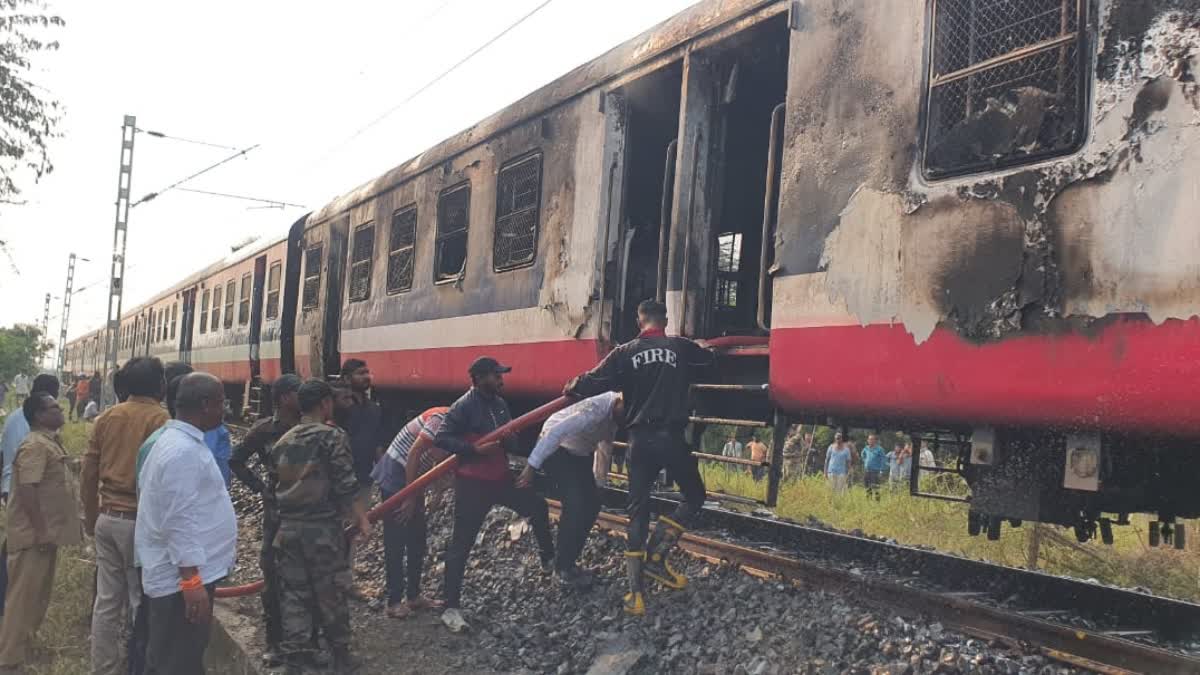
[567,329,715,429]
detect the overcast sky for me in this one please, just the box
[0,0,698,350]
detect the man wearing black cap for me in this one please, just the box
[433,356,555,633]
[229,373,304,665]
[565,299,715,616]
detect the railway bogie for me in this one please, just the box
[64,0,1200,535]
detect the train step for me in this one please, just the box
[688,415,770,428]
[691,383,768,393]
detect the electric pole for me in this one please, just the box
[57,253,79,377]
[41,293,50,368]
[101,115,136,408]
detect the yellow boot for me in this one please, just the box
[643,516,688,590]
[623,551,646,616]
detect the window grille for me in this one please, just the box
[170,303,177,340]
[224,280,235,329]
[924,0,1086,177]
[303,246,323,309]
[239,273,252,325]
[211,286,222,332]
[266,262,281,319]
[435,183,470,282]
[715,232,742,310]
[387,205,417,294]
[349,223,375,302]
[200,290,210,334]
[493,154,542,271]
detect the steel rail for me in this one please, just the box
[549,502,1200,675]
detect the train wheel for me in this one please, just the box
[1073,522,1091,543]
[1149,521,1160,547]
[986,516,1002,541]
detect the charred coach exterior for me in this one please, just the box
[64,0,1199,541]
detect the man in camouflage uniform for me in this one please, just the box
[270,380,371,674]
[228,374,303,666]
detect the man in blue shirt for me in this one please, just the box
[861,434,888,499]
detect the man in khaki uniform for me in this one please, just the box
[0,393,81,670]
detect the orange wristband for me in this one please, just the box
[179,574,203,591]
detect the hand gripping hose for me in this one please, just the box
[214,396,572,598]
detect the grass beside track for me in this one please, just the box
[701,464,1200,602]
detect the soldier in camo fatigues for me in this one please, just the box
[270,380,371,675]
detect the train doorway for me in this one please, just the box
[702,16,789,338]
[248,255,267,379]
[610,63,683,344]
[322,217,350,378]
[178,287,197,364]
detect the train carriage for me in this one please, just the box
[65,0,1200,542]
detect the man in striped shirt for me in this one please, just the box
[370,407,451,618]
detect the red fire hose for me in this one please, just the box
[215,396,573,598]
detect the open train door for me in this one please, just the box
[666,12,789,340]
[178,287,197,364]
[321,217,350,379]
[248,254,267,379]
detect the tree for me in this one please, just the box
[0,323,51,382]
[0,1,64,204]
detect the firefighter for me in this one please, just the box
[563,299,715,615]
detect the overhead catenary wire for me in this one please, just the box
[134,128,241,151]
[176,187,306,209]
[132,145,260,208]
[328,0,558,153]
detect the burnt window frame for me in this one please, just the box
[223,280,236,329]
[238,273,252,325]
[200,289,210,334]
[434,181,471,284]
[920,0,1090,180]
[492,151,543,272]
[210,285,222,333]
[348,222,375,303]
[387,204,417,295]
[265,262,282,319]
[302,245,323,309]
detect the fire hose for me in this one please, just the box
[214,396,572,598]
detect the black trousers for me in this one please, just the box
[627,426,705,552]
[542,450,601,572]
[443,476,553,608]
[380,484,428,605]
[144,582,218,675]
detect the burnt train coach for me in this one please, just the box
[66,0,1200,542]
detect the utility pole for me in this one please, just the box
[101,115,136,408]
[41,293,50,367]
[57,253,78,377]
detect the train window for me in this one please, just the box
[200,290,210,334]
[923,0,1086,178]
[303,245,322,309]
[493,153,542,271]
[266,262,281,319]
[170,303,177,340]
[387,205,417,294]
[210,286,222,333]
[224,280,236,329]
[435,182,470,283]
[238,273,252,325]
[348,222,375,302]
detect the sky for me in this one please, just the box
[0,0,699,353]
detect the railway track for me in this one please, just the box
[546,499,1200,675]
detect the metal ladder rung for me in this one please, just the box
[689,415,769,428]
[691,383,769,393]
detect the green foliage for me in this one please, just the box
[0,0,64,202]
[0,323,51,383]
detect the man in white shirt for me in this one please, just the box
[721,434,743,460]
[517,392,623,588]
[135,373,236,675]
